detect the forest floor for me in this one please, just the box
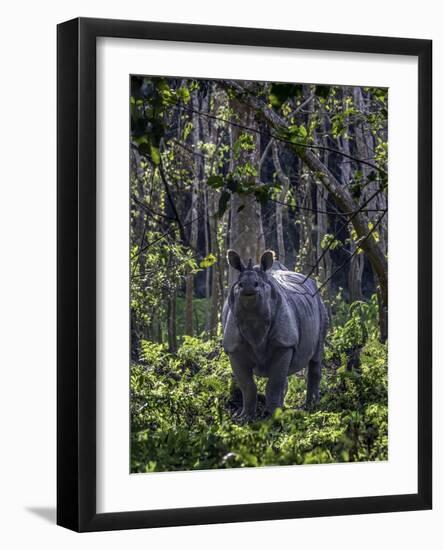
[130,334,388,472]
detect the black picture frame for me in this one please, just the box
[57,17,432,532]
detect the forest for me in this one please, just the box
[129,76,388,472]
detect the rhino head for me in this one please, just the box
[227,250,276,327]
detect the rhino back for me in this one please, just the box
[267,270,326,358]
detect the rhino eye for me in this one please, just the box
[254,282,259,287]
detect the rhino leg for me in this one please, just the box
[265,348,292,415]
[228,351,257,421]
[306,358,322,409]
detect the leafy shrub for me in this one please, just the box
[325,293,379,368]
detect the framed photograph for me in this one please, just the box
[57,17,432,532]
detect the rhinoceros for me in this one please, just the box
[222,249,329,421]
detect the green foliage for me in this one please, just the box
[325,294,380,364]
[131,316,388,472]
[320,233,343,251]
[287,124,308,144]
[130,232,196,339]
[233,132,256,157]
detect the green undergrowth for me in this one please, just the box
[130,330,388,473]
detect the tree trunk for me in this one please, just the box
[185,94,200,336]
[340,102,364,303]
[313,106,332,299]
[203,188,211,334]
[271,140,290,265]
[316,186,332,290]
[228,100,264,284]
[167,291,177,353]
[209,190,220,337]
[348,249,364,302]
[296,165,315,274]
[130,309,140,361]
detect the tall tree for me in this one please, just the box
[271,140,290,265]
[228,99,265,284]
[184,93,201,336]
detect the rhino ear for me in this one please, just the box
[260,250,275,272]
[227,250,245,272]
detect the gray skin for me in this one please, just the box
[222,250,329,421]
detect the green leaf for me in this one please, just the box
[298,125,307,139]
[368,222,380,243]
[132,135,149,146]
[320,233,342,250]
[182,121,193,141]
[150,146,161,165]
[178,86,191,104]
[287,124,308,145]
[199,254,217,269]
